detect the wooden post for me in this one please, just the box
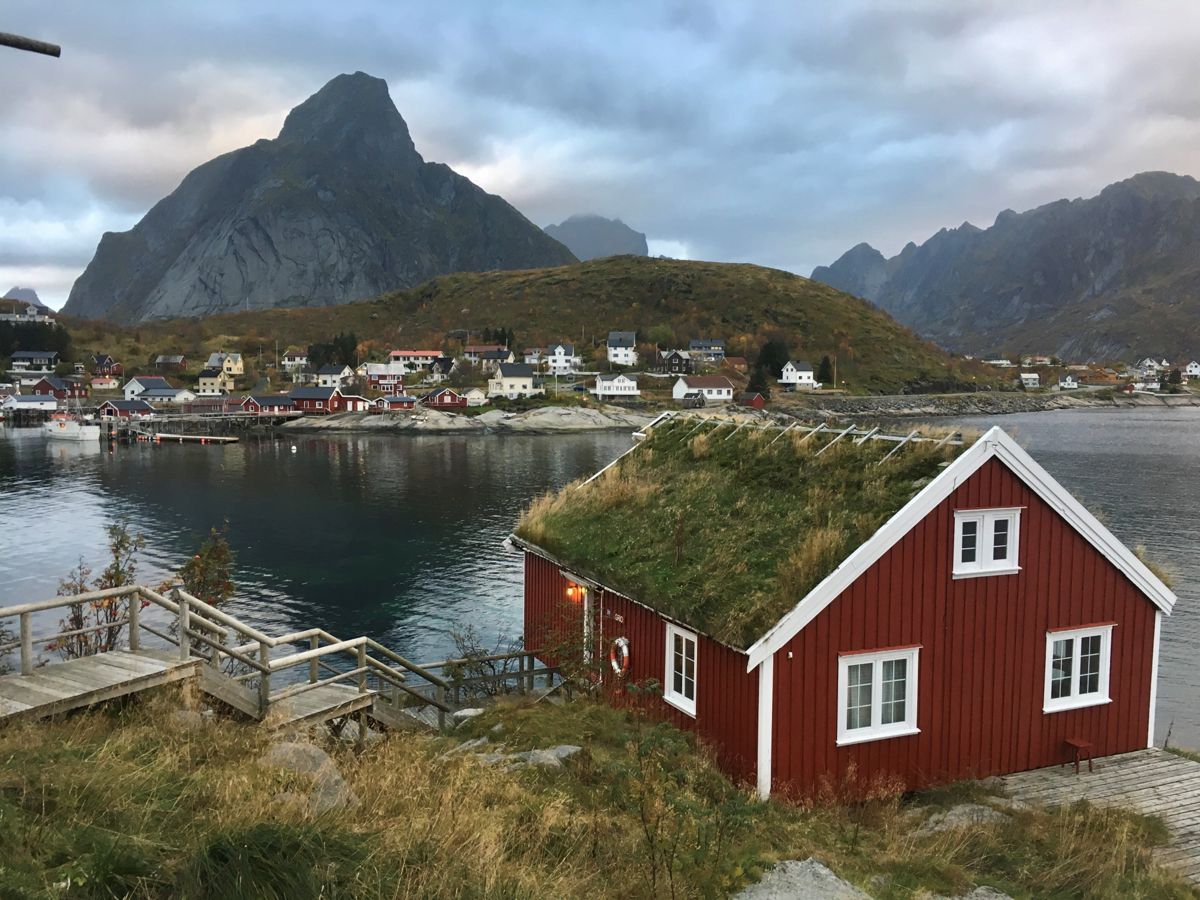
[518,654,527,695]
[357,644,367,694]
[436,685,446,731]
[19,612,31,676]
[258,644,271,716]
[128,591,140,652]
[175,591,190,661]
[309,635,319,683]
[210,626,223,671]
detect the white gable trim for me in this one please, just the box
[745,426,1175,672]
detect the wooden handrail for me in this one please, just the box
[0,585,140,619]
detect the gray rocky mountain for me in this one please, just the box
[63,72,577,323]
[3,287,47,308]
[544,214,648,260]
[812,172,1200,359]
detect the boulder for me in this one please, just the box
[260,741,360,813]
[735,858,868,899]
[915,803,1008,836]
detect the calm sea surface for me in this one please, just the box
[1,409,1197,746]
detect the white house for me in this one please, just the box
[778,360,817,390]
[1058,374,1078,390]
[591,373,640,400]
[1,394,57,413]
[1184,361,1200,381]
[281,348,308,371]
[478,348,516,375]
[123,375,176,401]
[464,387,489,407]
[523,348,545,366]
[672,376,734,404]
[317,364,354,389]
[388,349,442,370]
[1019,372,1041,389]
[488,363,543,400]
[545,343,582,376]
[140,387,196,405]
[983,358,1016,368]
[606,331,638,367]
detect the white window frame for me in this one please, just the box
[663,623,698,717]
[953,508,1022,578]
[1043,624,1114,713]
[836,646,920,746]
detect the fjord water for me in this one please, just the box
[1,409,1197,748]
[0,430,630,664]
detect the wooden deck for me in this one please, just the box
[0,651,200,723]
[266,683,376,730]
[1001,749,1200,885]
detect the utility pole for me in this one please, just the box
[0,31,61,57]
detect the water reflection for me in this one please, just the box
[0,429,631,664]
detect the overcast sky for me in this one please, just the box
[4,1,1200,308]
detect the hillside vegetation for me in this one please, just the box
[64,256,988,393]
[0,688,1187,898]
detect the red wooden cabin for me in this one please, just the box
[373,395,417,412]
[736,391,765,409]
[31,376,89,400]
[421,388,468,409]
[97,399,153,418]
[516,423,1174,799]
[241,394,296,415]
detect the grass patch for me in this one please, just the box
[516,419,971,648]
[0,690,1188,899]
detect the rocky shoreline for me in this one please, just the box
[782,390,1200,419]
[277,404,657,435]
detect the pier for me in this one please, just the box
[0,585,552,736]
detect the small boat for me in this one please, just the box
[43,412,101,442]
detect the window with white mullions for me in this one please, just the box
[837,647,920,745]
[1044,625,1113,713]
[954,508,1021,577]
[664,624,697,716]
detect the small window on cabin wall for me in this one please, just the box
[837,647,920,745]
[664,624,697,717]
[1044,625,1113,713]
[953,509,1021,577]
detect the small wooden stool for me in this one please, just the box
[1063,737,1094,774]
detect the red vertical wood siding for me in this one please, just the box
[771,457,1157,796]
[523,552,759,783]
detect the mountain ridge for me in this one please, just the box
[63,72,576,324]
[544,214,648,260]
[811,171,1200,359]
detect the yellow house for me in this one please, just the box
[197,367,235,395]
[206,351,244,377]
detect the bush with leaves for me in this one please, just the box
[53,523,144,659]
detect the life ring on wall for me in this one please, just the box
[609,636,630,676]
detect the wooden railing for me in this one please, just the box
[0,585,464,728]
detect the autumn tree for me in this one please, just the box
[54,523,144,659]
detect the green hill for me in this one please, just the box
[65,256,985,392]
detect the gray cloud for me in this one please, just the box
[3,1,1200,307]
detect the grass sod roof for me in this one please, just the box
[516,417,973,650]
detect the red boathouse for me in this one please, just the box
[515,421,1175,798]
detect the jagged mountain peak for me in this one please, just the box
[63,72,576,323]
[810,170,1200,359]
[544,214,648,260]
[277,72,418,160]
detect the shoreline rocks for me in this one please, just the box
[784,391,1200,419]
[278,404,656,435]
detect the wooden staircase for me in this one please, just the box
[0,585,552,732]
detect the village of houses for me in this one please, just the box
[3,298,1200,424]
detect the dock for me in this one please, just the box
[1001,748,1200,885]
[1,584,551,736]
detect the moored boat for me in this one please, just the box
[43,412,101,442]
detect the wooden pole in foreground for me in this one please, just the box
[0,31,61,58]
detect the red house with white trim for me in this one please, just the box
[31,376,89,400]
[240,394,296,415]
[373,395,417,412]
[516,422,1175,798]
[421,388,467,409]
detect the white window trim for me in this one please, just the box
[953,507,1022,578]
[836,646,921,746]
[663,623,698,717]
[1043,624,1114,713]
